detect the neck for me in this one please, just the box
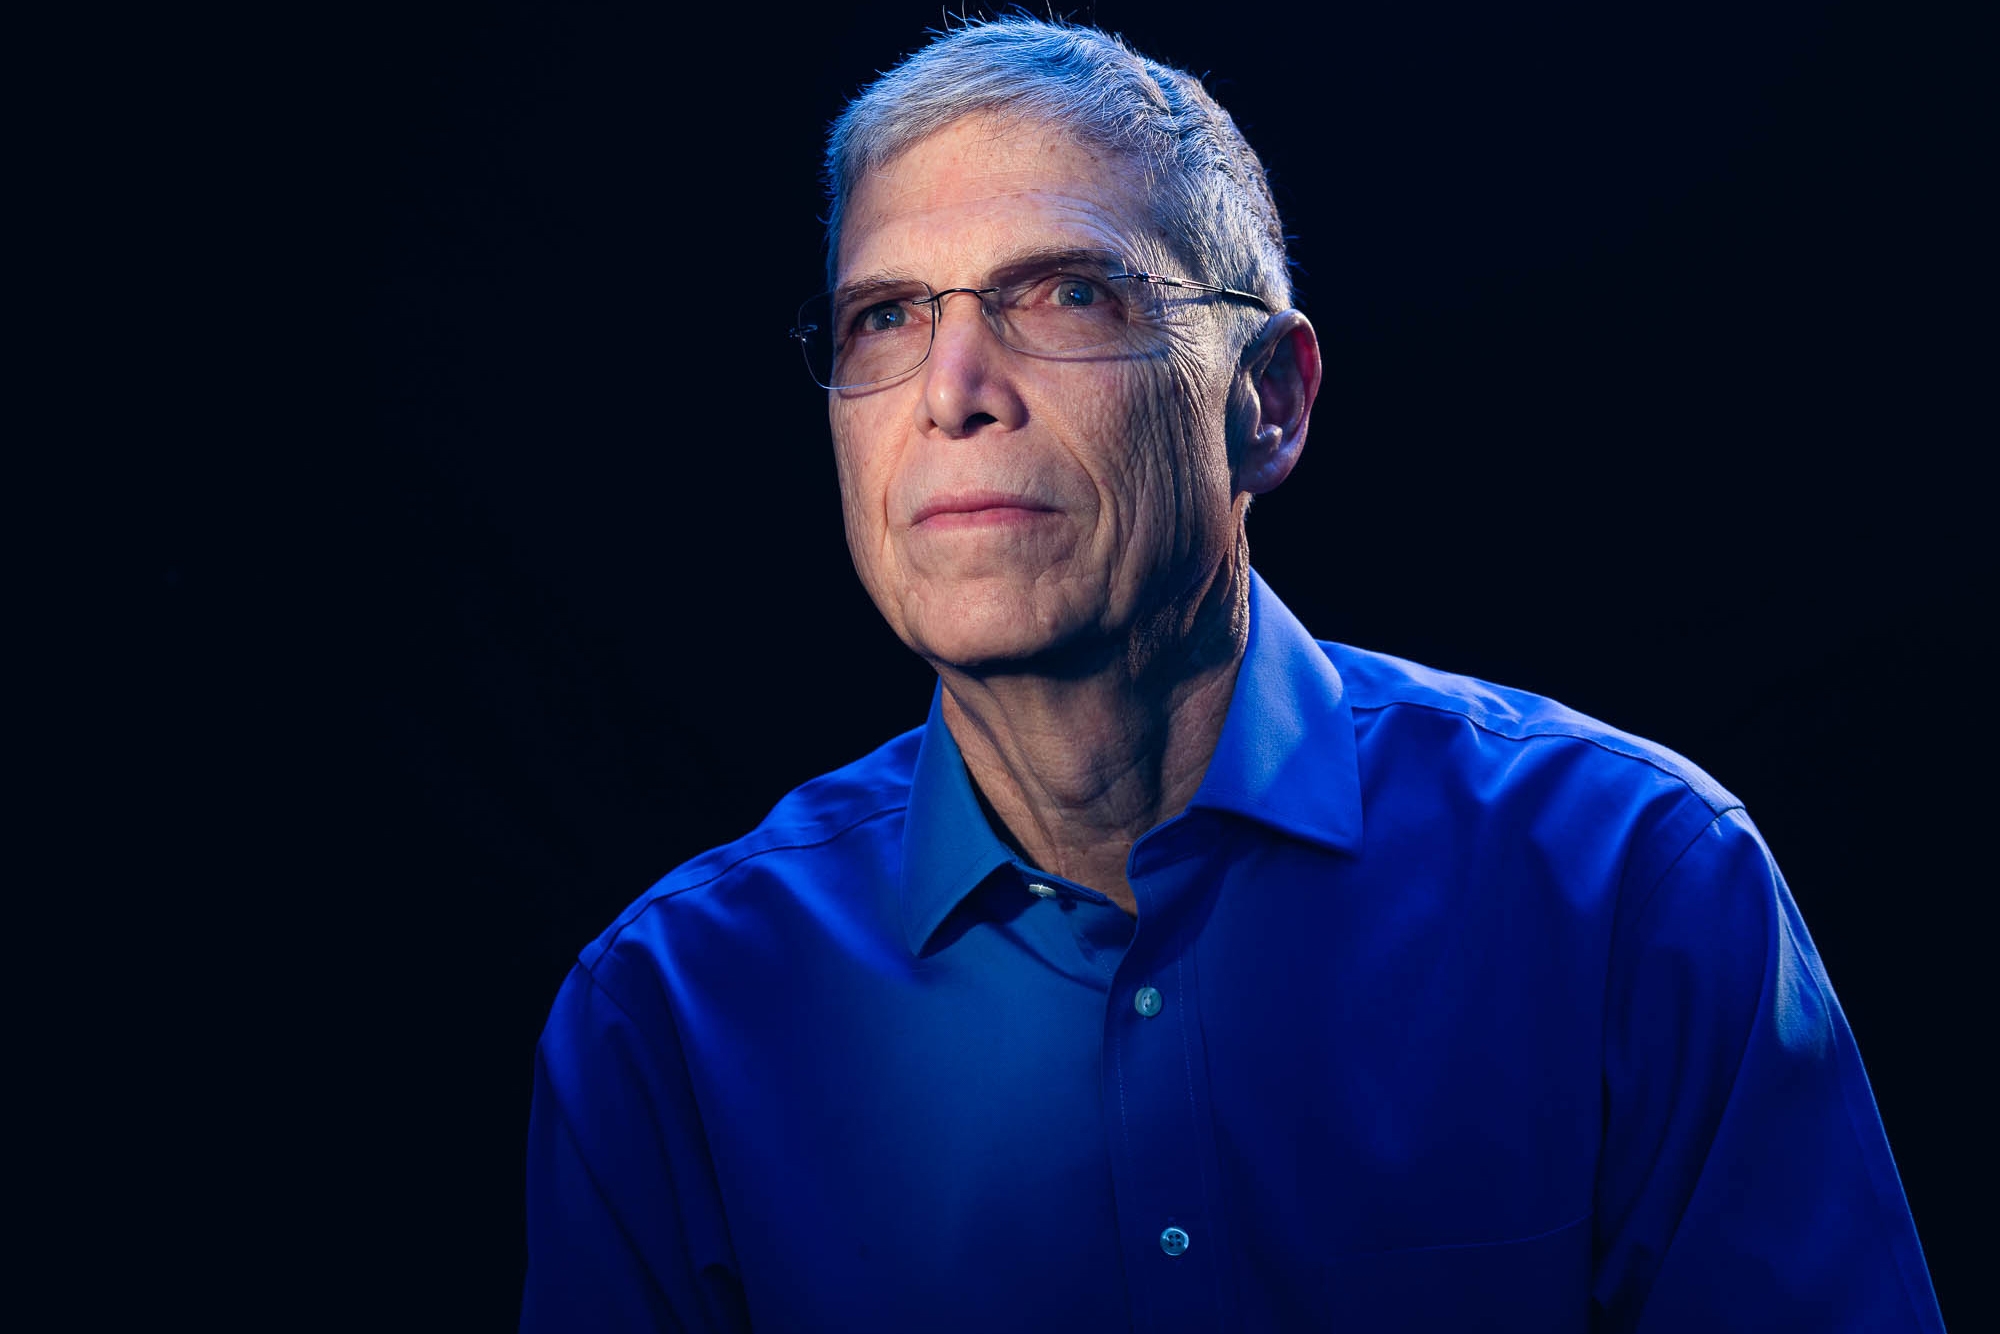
[937,538,1252,917]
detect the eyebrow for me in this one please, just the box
[833,246,1127,304]
[830,274,928,309]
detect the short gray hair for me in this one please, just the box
[822,17,1292,319]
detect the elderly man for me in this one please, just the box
[521,18,1939,1332]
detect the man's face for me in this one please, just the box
[829,113,1252,674]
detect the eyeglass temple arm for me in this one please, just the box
[1110,271,1272,312]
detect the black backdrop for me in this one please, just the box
[110,1,1984,1327]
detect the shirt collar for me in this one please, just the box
[900,679,1019,956]
[1189,567,1365,854]
[899,567,1364,955]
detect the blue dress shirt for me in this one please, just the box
[522,571,1941,1332]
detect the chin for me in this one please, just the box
[892,580,1035,659]
[907,615,1053,671]
[901,593,1118,678]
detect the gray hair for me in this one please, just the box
[822,17,1293,323]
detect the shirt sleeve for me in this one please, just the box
[1591,805,1943,1331]
[520,961,751,1334]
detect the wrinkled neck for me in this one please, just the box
[937,536,1249,912]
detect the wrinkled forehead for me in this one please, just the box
[833,113,1175,288]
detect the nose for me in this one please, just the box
[918,287,1025,438]
[927,287,1000,347]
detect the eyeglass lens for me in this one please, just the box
[793,265,1151,390]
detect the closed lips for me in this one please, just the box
[912,493,1058,524]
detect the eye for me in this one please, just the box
[1051,277,1101,307]
[856,302,912,334]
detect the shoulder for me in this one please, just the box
[1322,639,1741,819]
[1320,641,1743,902]
[575,723,925,990]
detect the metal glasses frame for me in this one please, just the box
[788,269,1273,390]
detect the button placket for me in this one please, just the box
[1098,850,1230,1330]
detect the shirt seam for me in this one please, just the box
[1350,697,1739,817]
[598,803,907,957]
[1596,808,1759,1285]
[539,1055,678,1312]
[1775,899,1938,1324]
[571,957,749,1308]
[1624,806,1744,927]
[572,955,644,1027]
[1596,807,1737,1136]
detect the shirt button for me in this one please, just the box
[1027,882,1058,899]
[1160,1226,1190,1257]
[1134,986,1163,1017]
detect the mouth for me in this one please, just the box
[911,492,1060,528]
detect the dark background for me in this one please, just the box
[105,0,1983,1326]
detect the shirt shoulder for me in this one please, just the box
[577,723,925,980]
[1320,639,1742,819]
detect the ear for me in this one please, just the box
[1232,310,1321,496]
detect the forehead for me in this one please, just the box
[835,114,1159,286]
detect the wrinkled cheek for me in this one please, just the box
[1122,391,1202,557]
[828,428,896,598]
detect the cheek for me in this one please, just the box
[1090,362,1226,553]
[831,403,887,501]
[1161,351,1237,507]
[828,412,896,568]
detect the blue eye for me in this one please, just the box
[857,303,910,334]
[1053,279,1098,307]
